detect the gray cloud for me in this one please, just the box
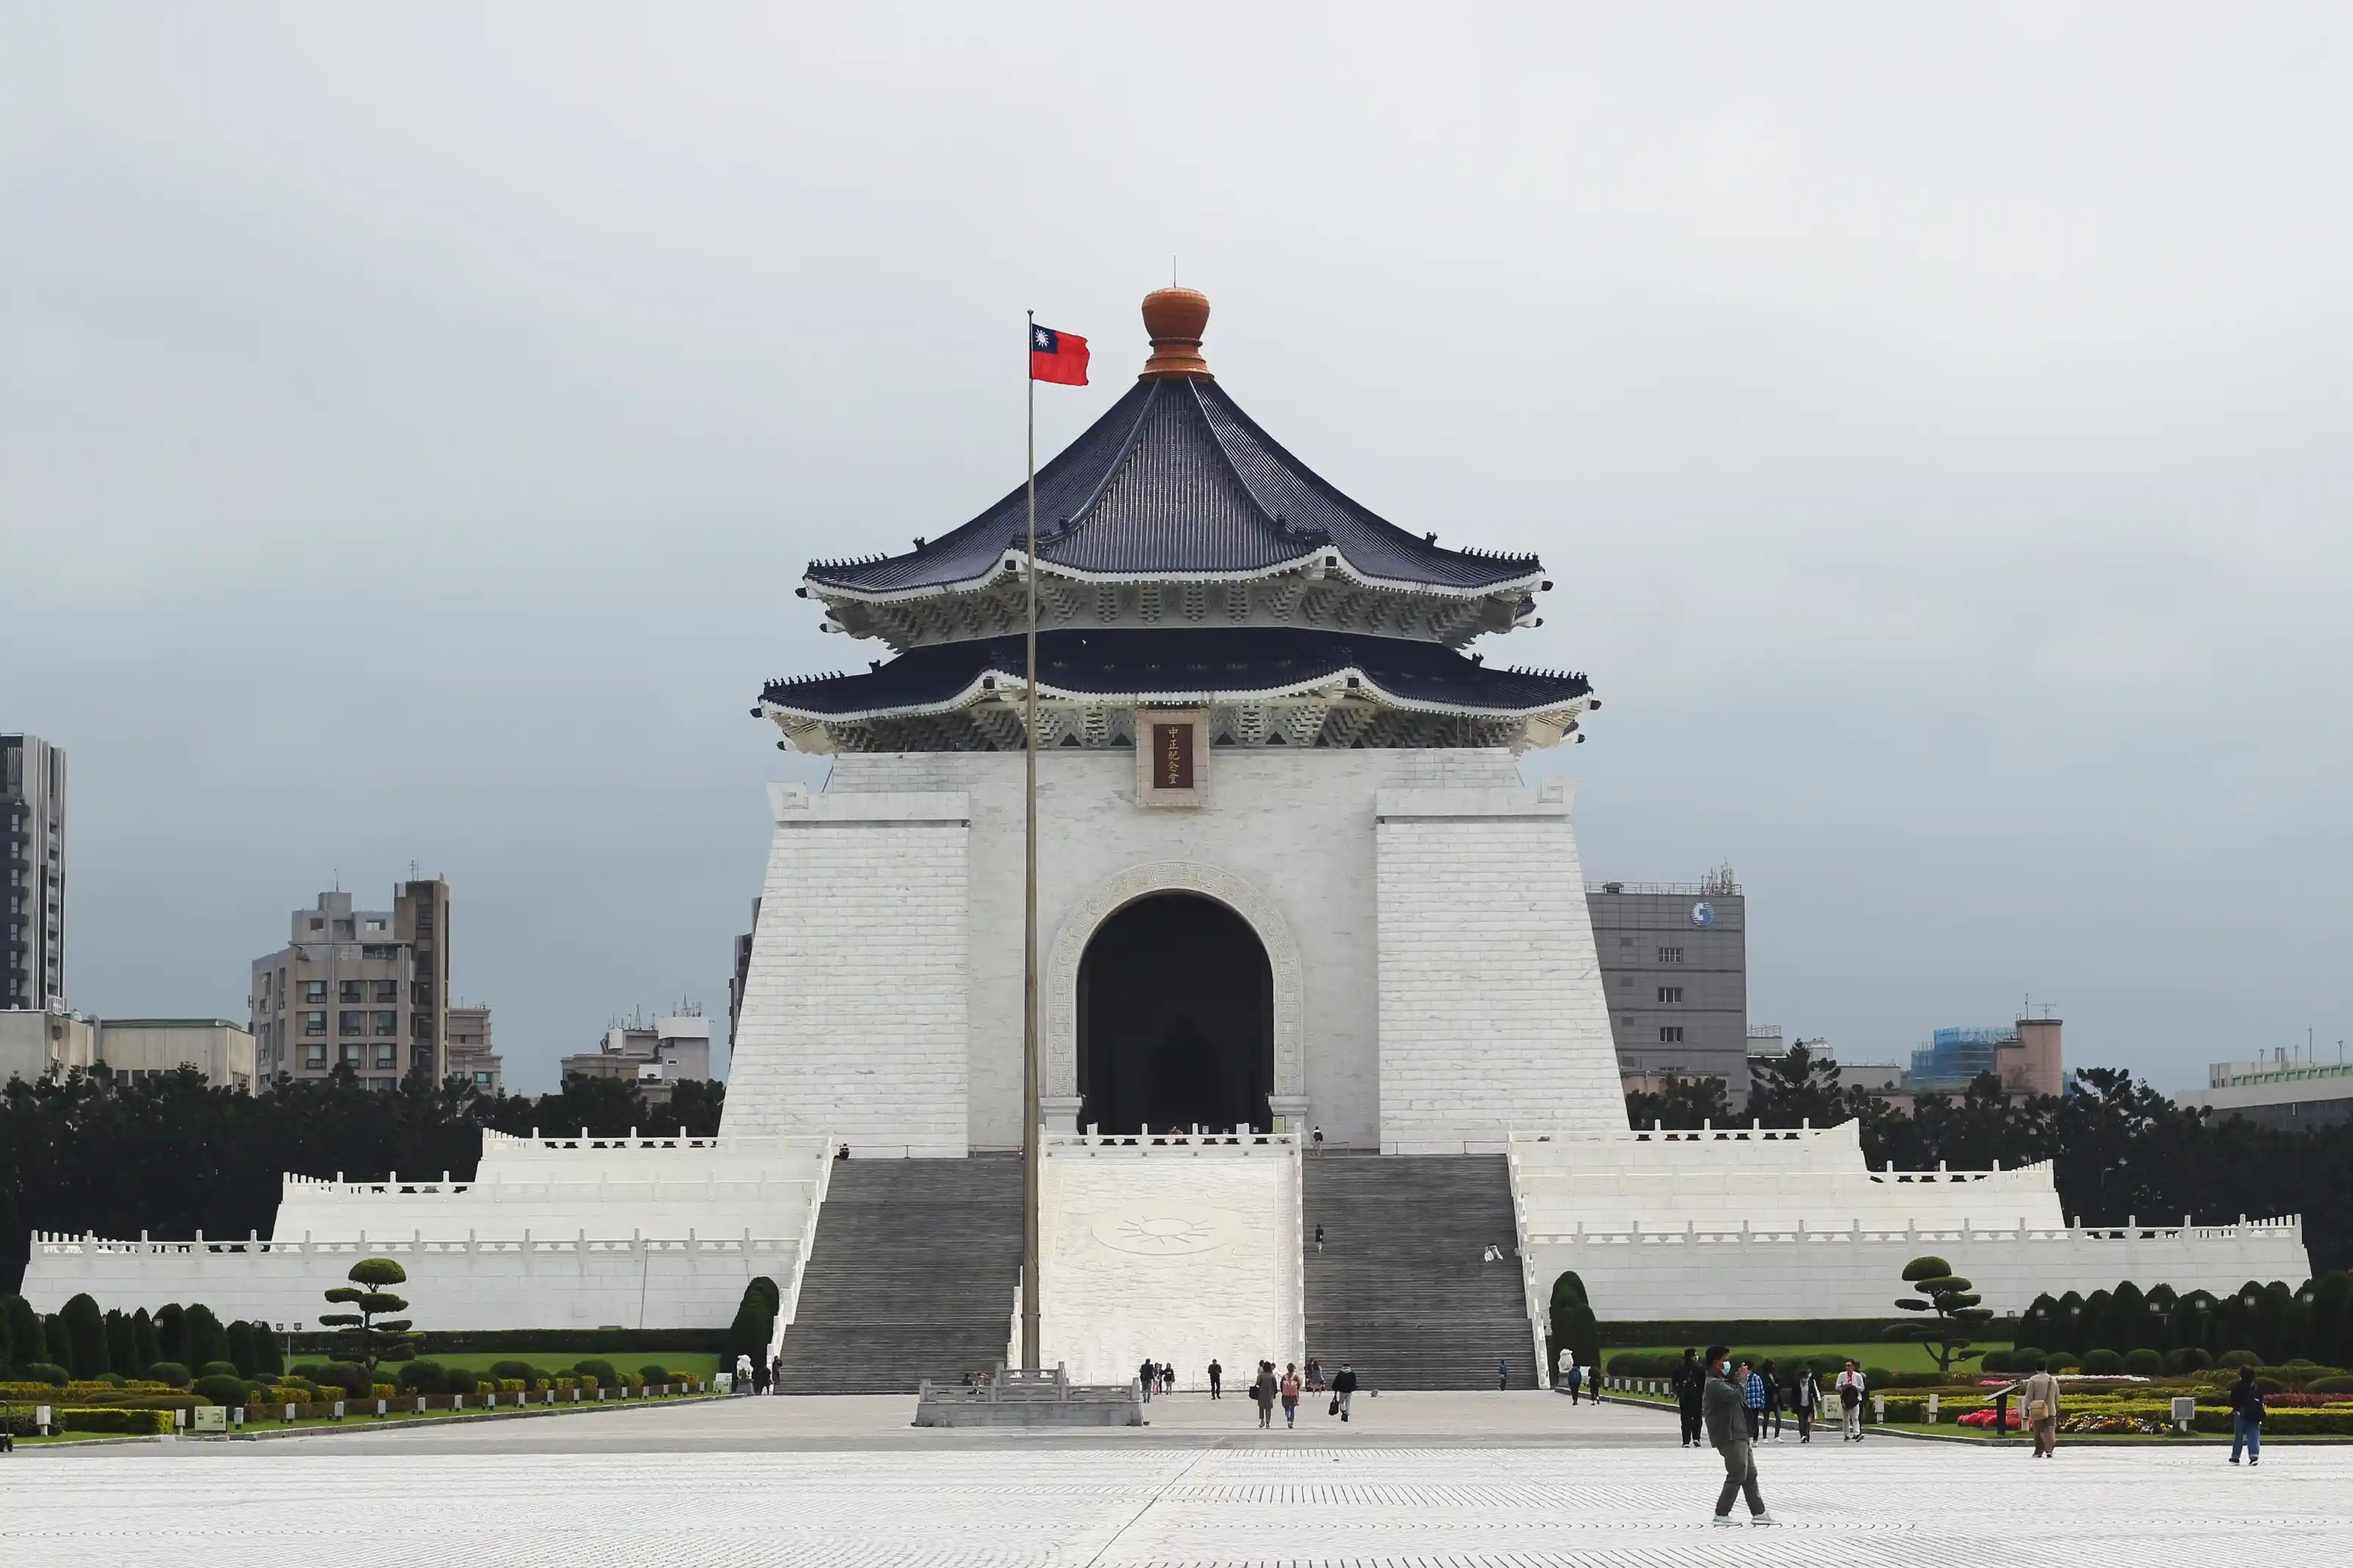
[4,4,2347,1089]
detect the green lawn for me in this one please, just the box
[404,1350,721,1379]
[1607,1342,1959,1375]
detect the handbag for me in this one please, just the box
[1329,1396,1340,1415]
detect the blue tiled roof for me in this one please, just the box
[760,629,1590,719]
[807,378,1541,595]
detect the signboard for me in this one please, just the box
[192,1406,227,1433]
[1135,709,1209,808]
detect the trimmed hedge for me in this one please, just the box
[57,1406,178,1436]
[1601,1318,1957,1348]
[289,1328,726,1357]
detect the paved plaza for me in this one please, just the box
[5,1394,2349,1564]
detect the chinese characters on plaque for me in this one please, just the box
[1135,709,1209,807]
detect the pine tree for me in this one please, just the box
[184,1303,228,1367]
[4,1296,43,1372]
[1886,1256,1994,1373]
[226,1318,258,1377]
[131,1307,160,1373]
[105,1308,136,1373]
[320,1258,421,1375]
[155,1303,186,1366]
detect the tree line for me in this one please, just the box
[0,1066,725,1292]
[1625,1049,2353,1272]
[1,1289,285,1383]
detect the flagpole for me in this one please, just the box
[1021,309,1043,1375]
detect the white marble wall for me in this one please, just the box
[1020,1134,1304,1386]
[1375,779,1627,1149]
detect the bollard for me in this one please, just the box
[1927,1394,1940,1424]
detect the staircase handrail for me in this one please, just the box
[770,1133,836,1363]
[1507,1133,1551,1390]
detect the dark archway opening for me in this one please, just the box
[1077,892,1273,1135]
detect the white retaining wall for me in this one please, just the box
[1507,1125,2314,1339]
[1016,1131,1304,1386]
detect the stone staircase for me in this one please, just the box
[1302,1153,1537,1389]
[775,1154,1024,1394]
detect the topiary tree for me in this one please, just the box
[1543,1270,1599,1380]
[131,1307,160,1374]
[154,1303,186,1367]
[318,1256,421,1375]
[4,1295,51,1375]
[251,1320,284,1379]
[60,1292,109,1379]
[105,1309,136,1375]
[226,1320,258,1377]
[2081,1347,2124,1375]
[2124,1347,2164,1375]
[724,1277,781,1376]
[145,1361,192,1388]
[1885,1255,1993,1374]
[184,1304,227,1369]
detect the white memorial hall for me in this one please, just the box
[25,290,2309,1390]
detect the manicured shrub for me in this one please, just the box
[21,1361,71,1386]
[370,1383,396,1400]
[132,1308,160,1373]
[639,1364,672,1384]
[488,1360,541,1384]
[2166,1347,2215,1374]
[145,1361,193,1388]
[442,1367,483,1395]
[154,1303,186,1366]
[105,1309,136,1375]
[183,1304,228,1369]
[2046,1353,2079,1372]
[1978,1350,2013,1372]
[396,1361,448,1394]
[1863,1367,1892,1389]
[191,1373,249,1406]
[573,1358,619,1387]
[226,1320,258,1377]
[199,1359,242,1380]
[2308,1375,2353,1394]
[2081,1349,2125,1375]
[2009,1346,2045,1369]
[57,1407,177,1436]
[2253,1375,2285,1396]
[60,1293,109,1378]
[2123,1349,2164,1376]
[2218,1349,2261,1369]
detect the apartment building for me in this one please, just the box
[560,1012,711,1105]
[445,1002,504,1094]
[249,881,452,1088]
[1588,867,1749,1098]
[2,734,68,1011]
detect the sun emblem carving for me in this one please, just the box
[1090,1208,1229,1256]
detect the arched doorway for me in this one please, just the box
[1077,893,1273,1134]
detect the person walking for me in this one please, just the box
[1674,1348,1706,1448]
[1138,1359,1157,1402]
[1703,1345,1774,1527]
[1760,1358,1783,1439]
[1569,1360,1585,1405]
[1253,1361,1277,1428]
[1740,1360,1764,1442]
[1208,1358,1223,1400]
[1332,1361,1358,1422]
[1305,1357,1323,1393]
[1163,1362,1176,1397]
[2227,1364,2265,1465]
[1791,1364,1820,1443]
[1836,1359,1867,1442]
[2020,1357,2061,1457]
[1280,1364,1303,1428]
[1312,1125,1324,1152]
[1315,1223,1325,1253]
[1497,1358,1510,1390]
[1556,1345,1573,1395]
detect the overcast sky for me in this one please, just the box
[5,6,2348,1093]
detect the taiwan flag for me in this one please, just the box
[1029,324,1090,385]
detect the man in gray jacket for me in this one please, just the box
[1702,1345,1775,1527]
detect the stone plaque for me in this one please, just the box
[1135,708,1209,807]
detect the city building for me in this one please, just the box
[0,1005,97,1084]
[248,881,453,1089]
[26,289,2310,1381]
[445,1003,503,1094]
[1744,1028,1909,1097]
[1588,870,1748,1098]
[2,734,68,1011]
[727,898,760,1067]
[2183,1050,2353,1130]
[560,1012,711,1103]
[1906,1017,2065,1097]
[96,1019,258,1090]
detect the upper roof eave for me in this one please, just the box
[801,548,1546,606]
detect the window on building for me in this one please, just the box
[301,981,326,1003]
[339,1042,361,1065]
[338,980,363,1004]
[373,1045,397,1070]
[333,919,355,939]
[1619,937,1634,948]
[374,979,398,1003]
[362,944,398,960]
[363,918,388,933]
[308,917,324,932]
[413,1015,434,1042]
[416,1045,437,1072]
[1657,946,1683,964]
[1657,1026,1685,1043]
[371,1010,398,1037]
[301,1011,326,1037]
[304,1045,326,1070]
[473,1071,493,1088]
[1618,975,1632,987]
[338,1012,364,1037]
[1657,987,1683,1003]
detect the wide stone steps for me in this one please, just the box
[776,1155,1022,1395]
[1302,1153,1537,1390]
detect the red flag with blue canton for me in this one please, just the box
[1029,324,1089,385]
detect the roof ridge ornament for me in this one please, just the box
[1139,287,1212,380]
